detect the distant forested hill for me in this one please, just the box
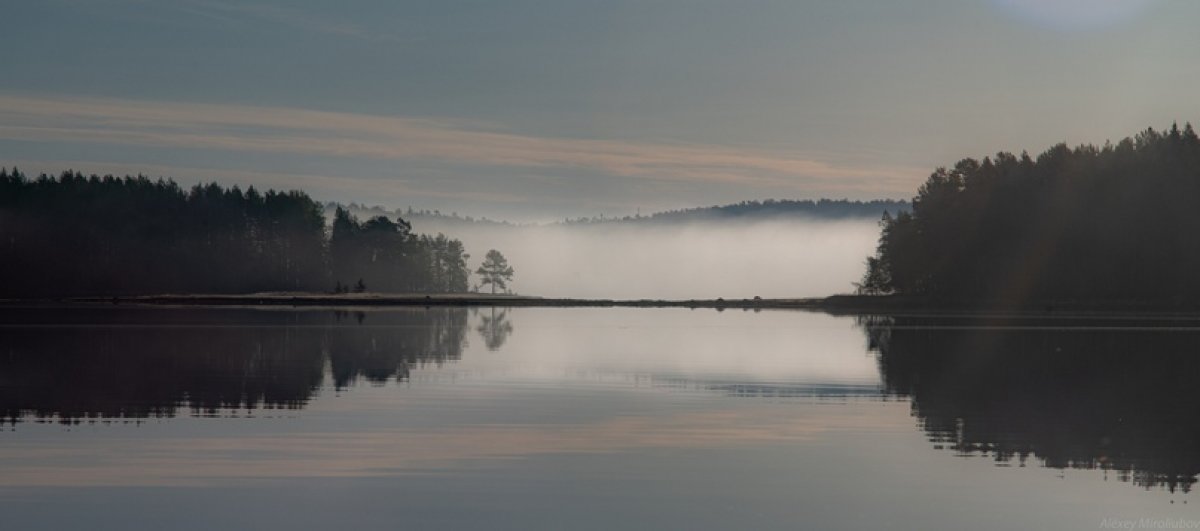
[324,202,517,229]
[859,124,1200,303]
[331,199,909,228]
[562,199,909,225]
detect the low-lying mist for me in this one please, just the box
[415,219,881,300]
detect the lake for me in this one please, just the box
[1,305,1196,530]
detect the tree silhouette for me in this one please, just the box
[475,249,514,294]
[0,169,474,297]
[860,124,1200,304]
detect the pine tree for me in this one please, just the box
[475,250,514,294]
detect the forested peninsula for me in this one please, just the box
[0,170,471,298]
[858,124,1200,307]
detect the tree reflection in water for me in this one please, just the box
[5,306,1197,495]
[475,307,514,351]
[859,314,1200,492]
[0,307,468,424]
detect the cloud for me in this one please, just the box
[0,93,920,198]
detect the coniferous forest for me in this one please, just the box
[859,124,1200,303]
[0,169,471,297]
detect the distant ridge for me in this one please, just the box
[561,198,910,225]
[324,202,517,228]
[329,198,909,228]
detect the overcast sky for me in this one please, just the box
[3,0,1198,220]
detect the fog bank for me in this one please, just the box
[415,219,880,300]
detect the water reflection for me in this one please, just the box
[0,307,467,424]
[860,314,1200,492]
[475,307,514,350]
[4,305,1199,498]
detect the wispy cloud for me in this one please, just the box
[0,93,920,197]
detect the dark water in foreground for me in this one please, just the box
[1,306,1197,530]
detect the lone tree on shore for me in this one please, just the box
[476,250,514,294]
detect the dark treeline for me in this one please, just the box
[861,315,1200,492]
[330,208,470,293]
[0,307,468,424]
[860,124,1200,302]
[0,169,471,297]
[563,198,909,225]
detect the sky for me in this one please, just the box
[3,0,1199,221]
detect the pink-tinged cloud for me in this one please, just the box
[0,94,920,196]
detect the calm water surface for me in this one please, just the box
[0,306,1196,530]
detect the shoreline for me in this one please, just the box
[58,293,827,310]
[6,293,1200,317]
